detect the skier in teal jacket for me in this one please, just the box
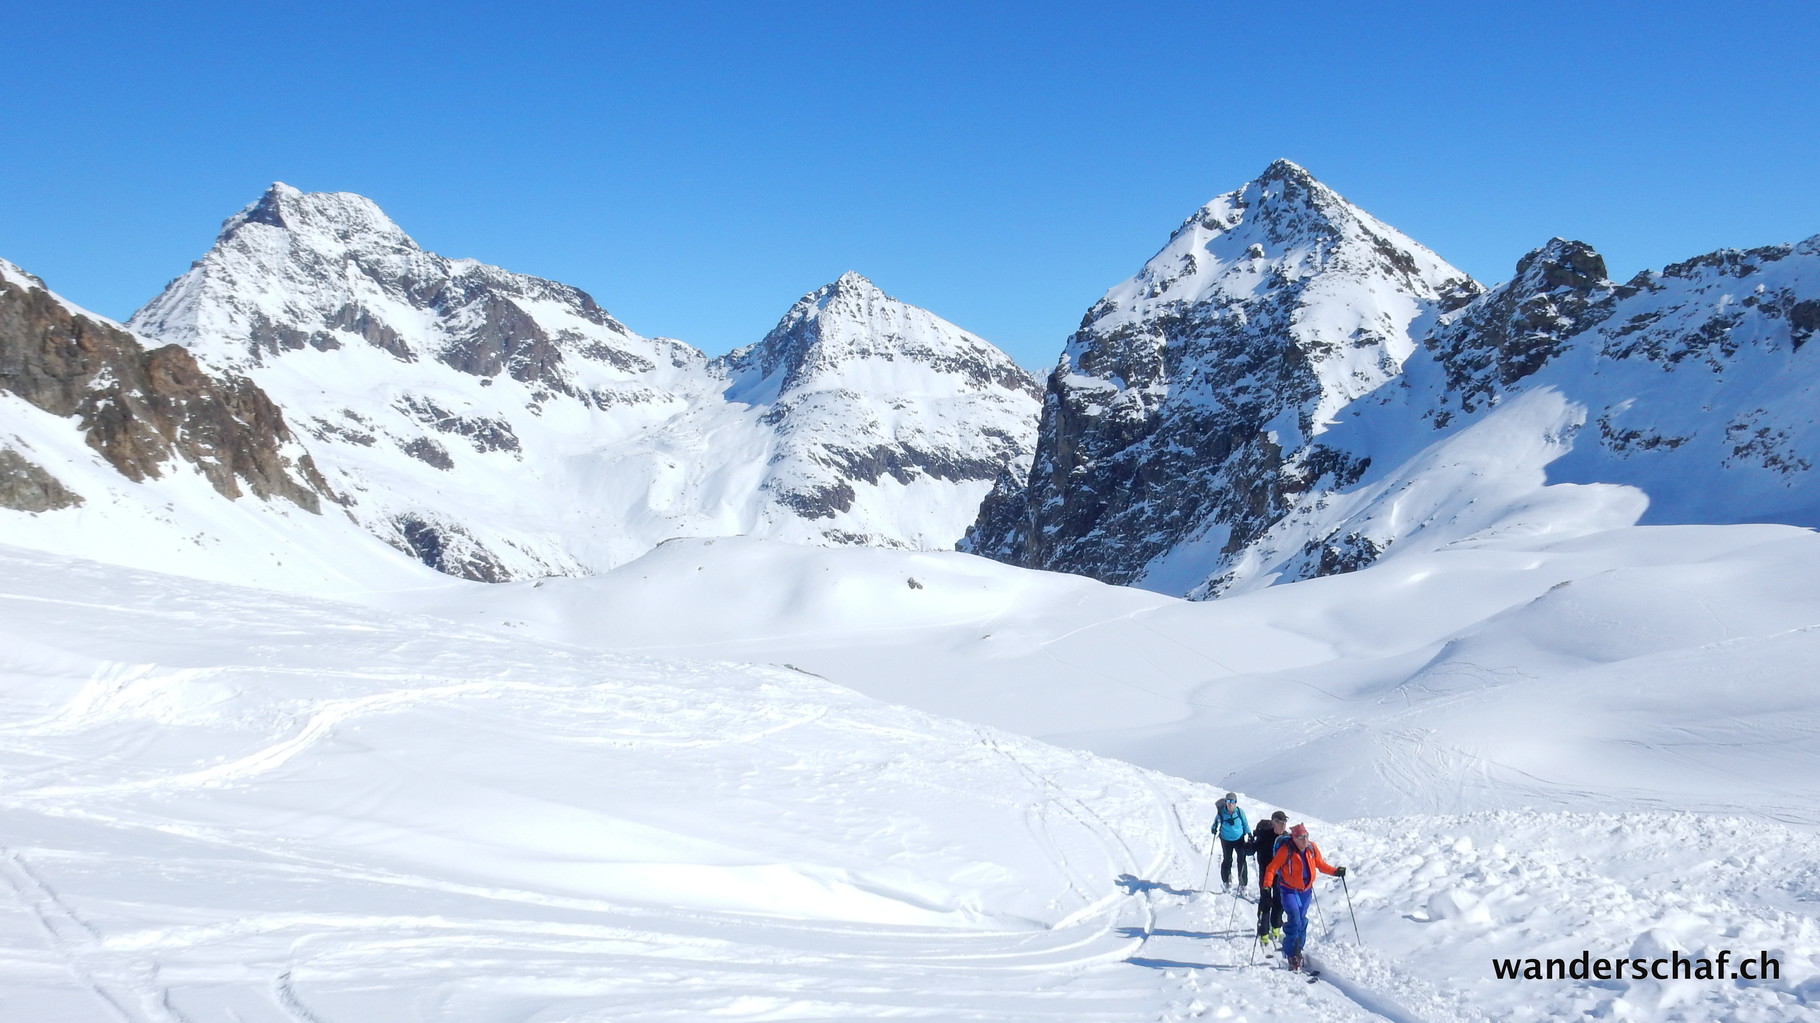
[1212,792,1251,891]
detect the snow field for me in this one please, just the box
[370,524,1820,1019]
[0,544,1280,1021]
[3,536,1817,1019]
[446,525,1820,826]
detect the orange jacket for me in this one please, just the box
[1263,839,1337,891]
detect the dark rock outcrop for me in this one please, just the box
[1421,239,1612,418]
[0,447,83,512]
[0,268,326,510]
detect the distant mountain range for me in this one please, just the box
[2,185,1038,588]
[3,164,1816,594]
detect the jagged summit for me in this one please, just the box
[1113,160,1477,344]
[720,273,1038,407]
[830,269,876,291]
[217,182,420,256]
[1259,156,1313,181]
[710,275,1041,536]
[800,271,894,319]
[131,184,653,377]
[1511,237,1607,287]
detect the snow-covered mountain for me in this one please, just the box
[964,159,1481,588]
[715,271,1041,548]
[123,185,1038,580]
[1199,232,1820,595]
[969,160,1820,598]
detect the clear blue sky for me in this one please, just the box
[2,1,1816,370]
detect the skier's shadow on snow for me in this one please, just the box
[1115,874,1196,896]
[1124,955,1239,971]
[1117,926,1219,941]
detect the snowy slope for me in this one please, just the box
[401,523,1820,828]
[0,542,1240,1021]
[128,188,1038,580]
[8,530,1814,1021]
[965,159,1482,587]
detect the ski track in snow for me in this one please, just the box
[0,545,1283,1022]
[4,537,1819,1020]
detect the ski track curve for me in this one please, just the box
[0,548,1536,1022]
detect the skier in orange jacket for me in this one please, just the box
[1261,823,1346,972]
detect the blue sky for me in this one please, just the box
[2,1,1816,370]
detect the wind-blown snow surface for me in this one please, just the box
[0,543,1233,1021]
[9,535,1818,1021]
[389,524,1820,1021]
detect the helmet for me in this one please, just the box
[1224,792,1238,801]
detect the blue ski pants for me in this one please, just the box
[1278,885,1313,958]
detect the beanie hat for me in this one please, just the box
[1290,823,1309,838]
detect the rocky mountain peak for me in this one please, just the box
[1419,238,1616,415]
[720,275,1039,408]
[966,161,1482,586]
[1512,238,1608,292]
[131,183,673,401]
[217,183,420,258]
[1243,157,1343,221]
[829,269,878,295]
[1258,157,1314,184]
[713,274,1041,541]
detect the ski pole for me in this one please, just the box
[1201,843,1216,893]
[1341,874,1362,944]
[1226,884,1242,932]
[1311,886,1329,939]
[1249,889,1268,965]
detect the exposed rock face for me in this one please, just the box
[0,447,82,512]
[715,272,1041,540]
[0,261,324,511]
[1421,238,1610,419]
[963,160,1479,587]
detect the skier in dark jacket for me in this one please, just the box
[1211,793,1251,892]
[1252,811,1288,943]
